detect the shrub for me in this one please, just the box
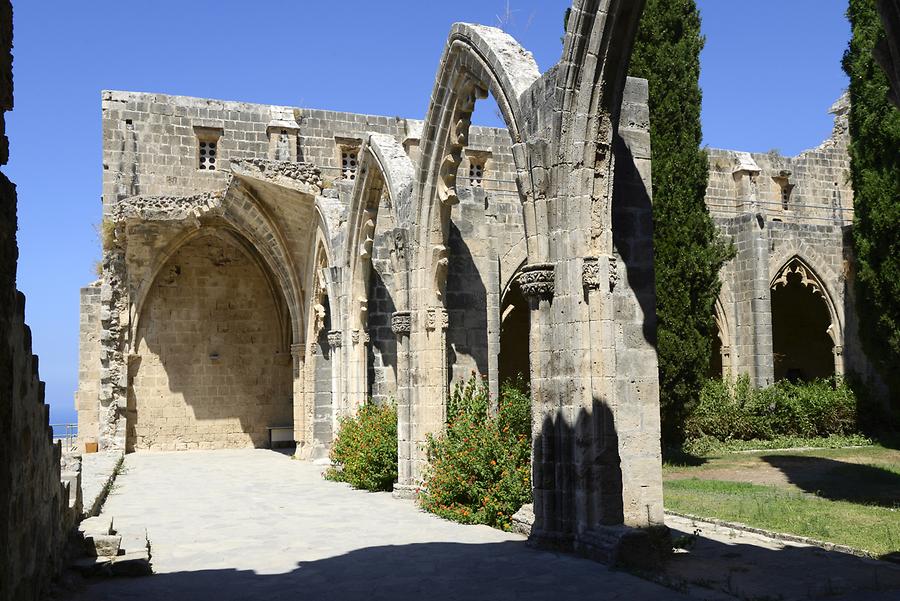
[684,376,860,444]
[419,376,531,531]
[325,402,397,492]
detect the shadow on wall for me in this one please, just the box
[127,232,293,452]
[446,219,489,384]
[534,400,624,535]
[611,134,657,348]
[761,454,900,507]
[367,267,397,400]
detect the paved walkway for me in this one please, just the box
[65,450,687,601]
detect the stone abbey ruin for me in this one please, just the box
[4,0,900,599]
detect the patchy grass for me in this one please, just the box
[664,479,900,557]
[664,443,900,557]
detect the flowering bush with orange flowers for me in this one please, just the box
[325,401,397,492]
[420,375,531,531]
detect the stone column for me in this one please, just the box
[733,154,775,387]
[98,246,128,451]
[390,310,416,498]
[327,329,344,431]
[290,342,307,456]
[517,263,564,545]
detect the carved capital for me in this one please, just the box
[426,307,449,331]
[583,256,619,292]
[608,255,619,291]
[351,329,360,345]
[833,345,844,356]
[517,263,555,300]
[327,330,343,348]
[290,343,305,359]
[582,257,601,290]
[391,311,412,336]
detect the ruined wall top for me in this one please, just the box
[0,0,11,166]
[706,94,854,226]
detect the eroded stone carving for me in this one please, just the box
[327,330,343,348]
[391,311,412,336]
[437,78,488,207]
[517,263,555,300]
[230,158,324,189]
[426,307,449,331]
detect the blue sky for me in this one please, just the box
[3,1,851,425]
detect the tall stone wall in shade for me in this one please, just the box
[0,3,75,599]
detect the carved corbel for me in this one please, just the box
[391,311,412,337]
[517,263,555,301]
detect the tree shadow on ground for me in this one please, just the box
[761,454,900,507]
[60,534,900,601]
[662,517,900,600]
[662,447,708,468]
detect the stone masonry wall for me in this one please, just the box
[129,233,292,450]
[1,2,73,599]
[76,283,101,446]
[705,96,879,390]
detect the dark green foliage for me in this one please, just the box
[843,0,900,400]
[629,0,734,444]
[325,402,397,492]
[419,376,531,531]
[685,376,861,445]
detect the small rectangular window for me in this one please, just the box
[341,148,359,180]
[198,139,218,171]
[195,127,223,171]
[469,161,485,187]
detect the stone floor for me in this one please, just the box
[61,450,689,601]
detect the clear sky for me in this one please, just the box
[3,1,851,426]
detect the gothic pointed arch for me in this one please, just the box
[413,23,540,304]
[770,255,843,379]
[342,134,415,407]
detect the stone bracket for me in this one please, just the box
[517,262,555,300]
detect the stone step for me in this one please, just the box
[79,515,114,537]
[110,550,152,577]
[71,556,113,578]
[83,533,121,558]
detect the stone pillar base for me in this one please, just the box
[574,524,670,569]
[392,482,419,500]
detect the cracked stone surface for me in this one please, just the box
[63,450,687,601]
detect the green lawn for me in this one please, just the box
[663,443,900,557]
[664,479,900,557]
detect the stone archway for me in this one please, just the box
[341,134,415,409]
[129,229,293,451]
[498,269,530,387]
[404,22,541,494]
[710,296,733,378]
[771,256,843,381]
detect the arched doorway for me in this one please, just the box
[499,277,530,387]
[129,230,292,451]
[771,259,837,382]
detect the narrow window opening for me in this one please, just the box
[469,161,485,187]
[341,148,359,180]
[195,127,223,172]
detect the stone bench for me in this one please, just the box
[266,425,293,449]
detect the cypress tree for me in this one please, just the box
[843,0,900,400]
[629,0,733,445]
